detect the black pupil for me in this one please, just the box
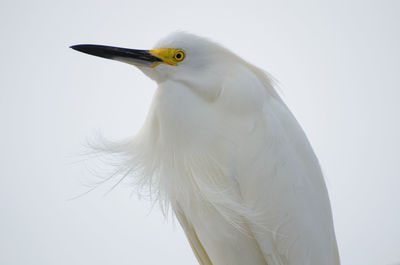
[176,53,182,59]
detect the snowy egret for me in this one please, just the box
[71,32,340,265]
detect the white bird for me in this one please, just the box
[71,32,340,265]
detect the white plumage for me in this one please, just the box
[72,32,340,265]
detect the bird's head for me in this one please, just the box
[71,32,236,100]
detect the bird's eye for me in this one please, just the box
[173,50,185,62]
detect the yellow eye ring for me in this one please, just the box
[173,50,185,62]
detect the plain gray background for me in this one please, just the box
[1,0,399,264]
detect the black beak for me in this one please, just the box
[70,44,163,67]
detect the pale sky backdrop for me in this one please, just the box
[1,0,399,264]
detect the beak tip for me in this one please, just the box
[69,44,110,59]
[70,44,87,53]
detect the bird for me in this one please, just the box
[71,32,340,265]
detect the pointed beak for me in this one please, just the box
[70,44,163,68]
